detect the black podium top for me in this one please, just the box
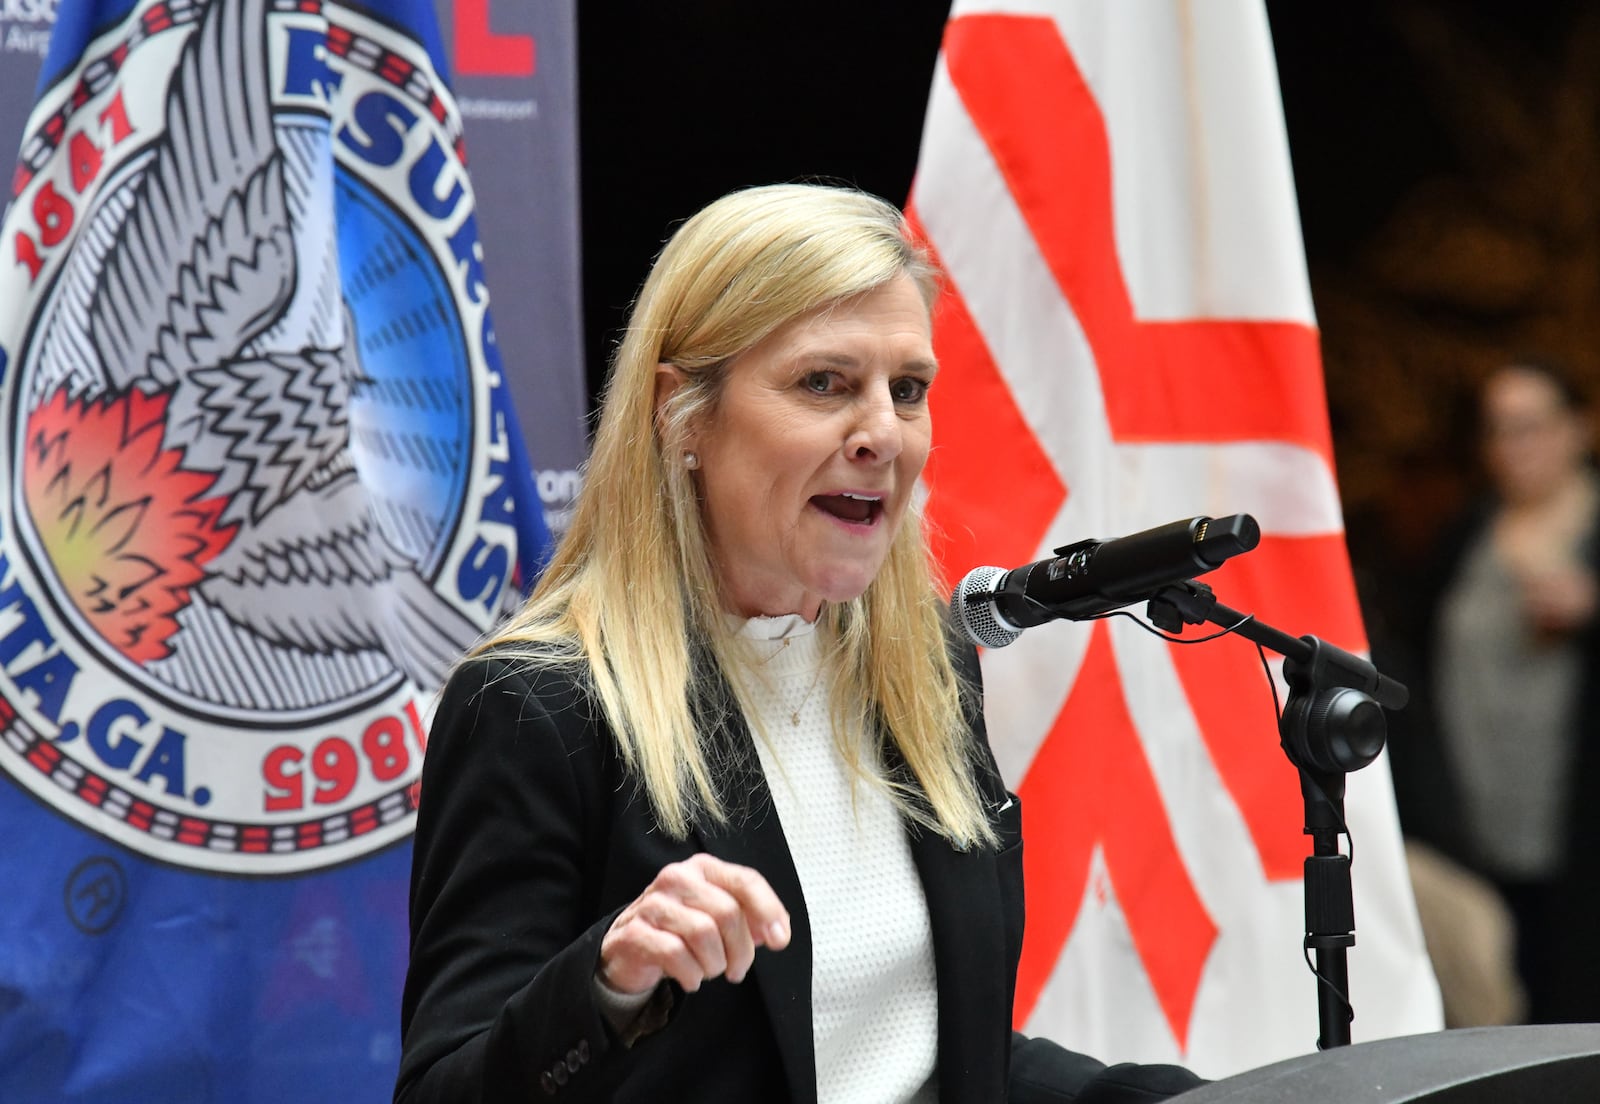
[1177,1025,1600,1102]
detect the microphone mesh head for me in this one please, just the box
[952,566,1021,649]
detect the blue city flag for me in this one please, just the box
[0,0,551,1098]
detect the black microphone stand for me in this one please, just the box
[1143,581,1409,1050]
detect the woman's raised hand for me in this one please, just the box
[598,853,791,995]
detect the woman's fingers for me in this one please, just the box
[693,855,791,951]
[666,877,755,983]
[641,892,732,986]
[599,855,791,995]
[612,917,706,992]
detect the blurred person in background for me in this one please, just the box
[1424,360,1600,1024]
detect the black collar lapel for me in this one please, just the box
[690,667,817,1104]
[909,824,1009,1103]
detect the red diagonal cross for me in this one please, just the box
[1015,620,1218,1042]
[912,215,1066,580]
[918,13,1371,1044]
[943,16,1335,465]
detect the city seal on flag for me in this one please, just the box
[0,0,524,874]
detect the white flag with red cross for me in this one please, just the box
[910,0,1442,1076]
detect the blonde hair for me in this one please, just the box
[481,183,997,848]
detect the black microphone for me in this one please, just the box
[952,514,1261,648]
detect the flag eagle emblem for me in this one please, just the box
[0,0,525,874]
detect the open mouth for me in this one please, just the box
[810,492,884,526]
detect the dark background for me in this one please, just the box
[576,0,1600,645]
[574,0,1444,382]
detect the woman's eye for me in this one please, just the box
[803,371,834,393]
[891,377,930,403]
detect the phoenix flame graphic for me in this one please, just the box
[23,0,487,689]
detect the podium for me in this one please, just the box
[1179,1025,1600,1102]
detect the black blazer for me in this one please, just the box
[395,643,1202,1103]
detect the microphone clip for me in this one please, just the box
[1145,580,1218,634]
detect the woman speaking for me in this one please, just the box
[394,184,1203,1102]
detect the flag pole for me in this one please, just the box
[1147,583,1410,1049]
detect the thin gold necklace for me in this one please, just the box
[767,637,826,726]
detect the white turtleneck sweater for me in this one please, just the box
[735,614,938,1104]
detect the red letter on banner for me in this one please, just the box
[455,0,535,77]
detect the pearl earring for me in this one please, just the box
[684,451,700,470]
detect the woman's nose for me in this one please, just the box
[845,387,903,463]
